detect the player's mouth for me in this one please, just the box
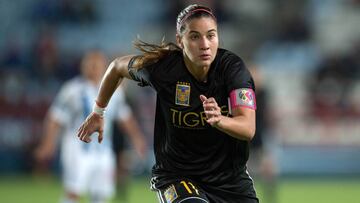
[199,54,211,60]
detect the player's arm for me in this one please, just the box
[215,107,255,141]
[34,113,62,162]
[200,95,256,141]
[35,82,72,161]
[78,55,138,143]
[95,55,136,107]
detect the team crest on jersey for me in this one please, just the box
[164,184,178,203]
[175,82,191,106]
[229,88,256,110]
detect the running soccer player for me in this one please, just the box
[78,4,258,203]
[35,50,147,203]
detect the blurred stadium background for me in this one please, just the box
[0,0,360,202]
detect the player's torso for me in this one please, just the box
[158,61,229,131]
[151,49,251,186]
[152,54,241,175]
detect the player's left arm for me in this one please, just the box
[200,95,256,141]
[216,107,255,141]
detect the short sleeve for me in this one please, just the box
[224,57,255,95]
[48,83,74,125]
[222,53,257,111]
[128,56,152,87]
[127,53,177,91]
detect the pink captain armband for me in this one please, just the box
[229,88,257,112]
[92,101,106,117]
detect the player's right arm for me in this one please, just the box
[77,55,137,143]
[35,81,73,164]
[34,113,61,163]
[96,55,136,107]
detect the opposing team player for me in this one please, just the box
[35,50,147,203]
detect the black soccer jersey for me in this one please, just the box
[128,48,255,191]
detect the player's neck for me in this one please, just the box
[184,57,209,82]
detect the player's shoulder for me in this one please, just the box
[217,48,245,65]
[59,76,84,94]
[156,50,182,67]
[144,50,183,78]
[168,49,182,58]
[215,48,246,73]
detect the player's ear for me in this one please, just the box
[176,34,184,49]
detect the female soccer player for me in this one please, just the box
[78,4,258,203]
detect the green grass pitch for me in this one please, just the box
[0,175,359,203]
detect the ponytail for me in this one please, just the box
[132,38,181,69]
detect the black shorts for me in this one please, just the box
[154,178,259,203]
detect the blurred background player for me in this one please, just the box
[34,50,147,203]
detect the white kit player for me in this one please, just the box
[35,51,147,203]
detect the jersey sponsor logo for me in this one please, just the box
[164,184,178,203]
[170,106,229,129]
[229,88,256,110]
[175,82,191,106]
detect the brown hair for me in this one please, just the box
[176,4,216,35]
[132,4,216,68]
[132,38,180,68]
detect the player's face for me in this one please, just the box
[177,17,218,68]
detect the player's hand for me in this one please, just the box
[200,95,222,127]
[77,112,104,143]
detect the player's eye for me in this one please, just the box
[207,33,216,40]
[190,34,199,40]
